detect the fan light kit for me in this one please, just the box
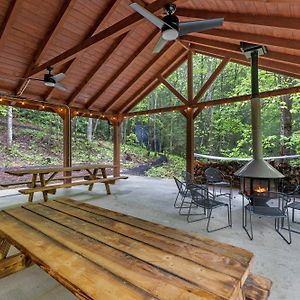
[129,2,224,53]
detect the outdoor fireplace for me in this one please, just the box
[235,43,284,198]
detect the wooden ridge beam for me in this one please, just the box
[66,33,128,105]
[176,8,300,31]
[181,35,300,67]
[198,29,300,52]
[102,42,177,113]
[29,0,180,77]
[191,44,300,79]
[158,76,188,104]
[192,57,230,103]
[0,0,22,50]
[125,85,300,117]
[44,0,123,101]
[85,30,159,109]
[16,0,77,95]
[122,50,188,114]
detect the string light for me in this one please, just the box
[21,101,25,105]
[187,107,192,111]
[0,98,2,102]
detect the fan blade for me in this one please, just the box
[153,36,169,53]
[179,18,224,36]
[54,82,67,91]
[130,3,171,29]
[51,72,65,82]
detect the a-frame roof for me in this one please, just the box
[0,0,300,116]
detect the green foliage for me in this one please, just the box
[145,155,185,178]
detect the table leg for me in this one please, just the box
[28,174,37,202]
[0,239,10,260]
[101,168,111,195]
[88,168,99,191]
[39,174,48,202]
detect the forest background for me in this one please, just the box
[1,53,300,178]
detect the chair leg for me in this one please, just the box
[243,207,254,240]
[186,202,207,223]
[281,207,300,235]
[206,205,231,233]
[275,215,292,244]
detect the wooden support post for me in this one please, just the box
[186,110,195,177]
[113,121,121,177]
[62,108,72,184]
[187,50,193,102]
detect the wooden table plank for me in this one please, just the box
[57,198,253,267]
[41,200,248,281]
[5,164,115,176]
[17,204,241,300]
[5,206,222,300]
[0,212,156,300]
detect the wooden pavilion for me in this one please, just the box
[0,0,300,176]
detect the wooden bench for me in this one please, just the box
[0,175,85,188]
[243,273,272,300]
[18,176,128,201]
[0,198,267,300]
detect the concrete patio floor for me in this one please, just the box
[0,175,299,300]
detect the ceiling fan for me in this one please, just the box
[129,2,224,53]
[0,67,67,91]
[28,67,67,91]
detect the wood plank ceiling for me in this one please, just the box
[0,0,300,115]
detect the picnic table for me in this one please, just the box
[0,198,271,299]
[5,164,127,202]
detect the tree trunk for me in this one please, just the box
[87,118,93,142]
[280,94,292,155]
[278,75,294,156]
[7,106,13,147]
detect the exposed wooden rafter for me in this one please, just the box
[45,0,123,101]
[191,44,300,79]
[176,8,300,31]
[180,35,300,67]
[199,29,300,52]
[102,42,177,113]
[16,0,77,95]
[0,0,22,49]
[85,30,159,109]
[66,33,128,105]
[29,0,183,77]
[122,50,188,114]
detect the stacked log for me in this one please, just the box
[194,160,300,189]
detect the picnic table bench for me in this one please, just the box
[4,164,127,202]
[0,198,271,299]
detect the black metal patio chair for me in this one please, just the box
[204,167,233,225]
[282,184,300,234]
[173,176,190,209]
[242,191,292,244]
[185,184,231,232]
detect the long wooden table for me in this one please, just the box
[0,198,256,300]
[5,164,117,202]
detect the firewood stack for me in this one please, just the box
[194,160,300,189]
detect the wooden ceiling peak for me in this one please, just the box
[28,0,180,77]
[0,0,300,116]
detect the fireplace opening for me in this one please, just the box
[241,177,279,197]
